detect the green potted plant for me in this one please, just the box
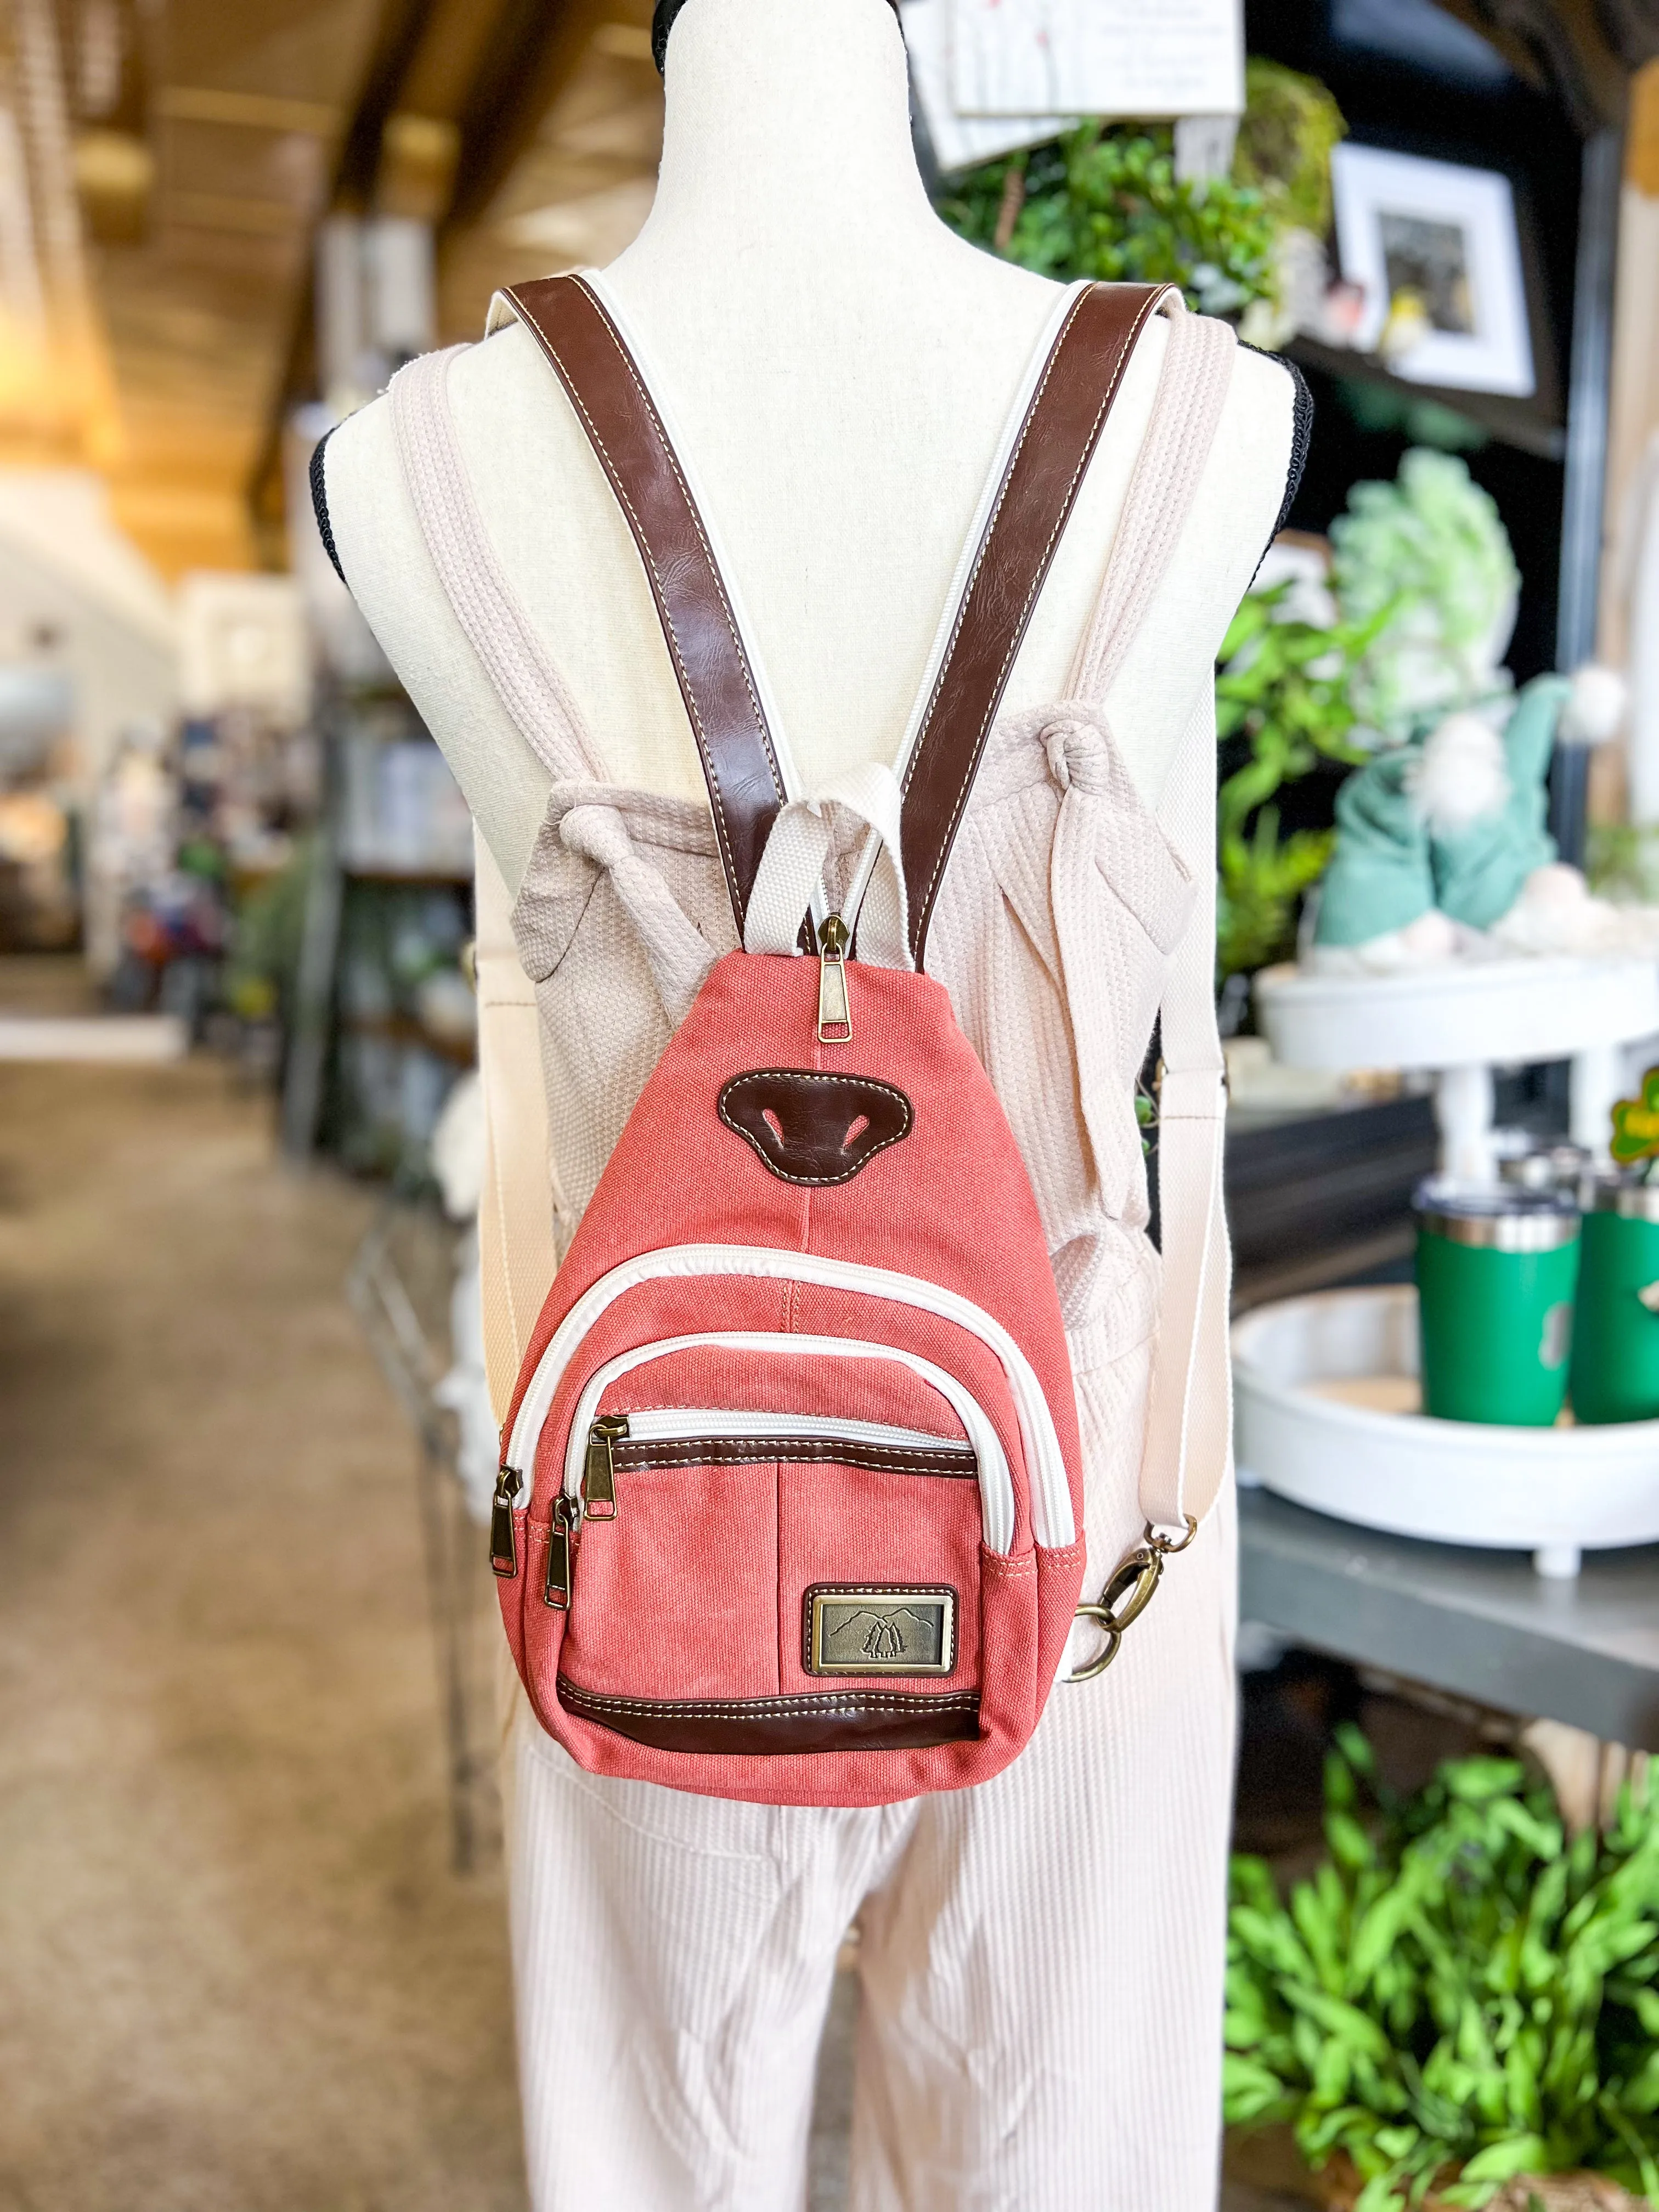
[1213,584,1389,981]
[1226,1728,1659,2210]
[935,125,1278,317]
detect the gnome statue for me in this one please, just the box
[1309,453,1640,971]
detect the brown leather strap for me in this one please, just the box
[899,281,1174,967]
[502,274,786,940]
[504,275,1171,963]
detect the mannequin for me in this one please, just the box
[321,0,1295,894]
[320,5,1302,2204]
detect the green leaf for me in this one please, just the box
[1281,1982,1394,2063]
[1458,2134,1548,2183]
[1441,1758,1527,1804]
[1329,1809,1377,1874]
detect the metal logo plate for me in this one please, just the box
[804,1586,957,1677]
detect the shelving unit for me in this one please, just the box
[282,685,476,1175]
[1255,952,1659,1180]
[1284,335,1566,461]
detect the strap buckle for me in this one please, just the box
[1063,1514,1199,1684]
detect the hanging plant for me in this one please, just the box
[1232,56,1347,239]
[935,125,1277,319]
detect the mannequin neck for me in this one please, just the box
[633,0,936,261]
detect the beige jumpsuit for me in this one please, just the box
[393,289,1243,2210]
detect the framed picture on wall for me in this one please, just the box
[1330,143,1536,397]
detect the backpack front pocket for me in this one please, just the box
[552,1351,990,1751]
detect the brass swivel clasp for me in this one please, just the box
[1063,1514,1199,1684]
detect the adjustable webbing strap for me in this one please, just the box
[1025,292,1238,1538]
[1142,697,1232,1534]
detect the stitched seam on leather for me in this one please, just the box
[903,287,1092,787]
[572,280,780,789]
[559,1685,979,1718]
[506,284,751,913]
[912,285,1165,934]
[907,285,1170,952]
[716,1069,914,1185]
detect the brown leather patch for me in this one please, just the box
[718,1069,912,1186]
[558,1678,980,1757]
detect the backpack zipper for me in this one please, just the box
[551,1373,990,1610]
[817,913,851,1042]
[560,1329,1013,1552]
[581,1413,628,1519]
[489,1466,522,1578]
[543,1494,578,1610]
[580,1406,978,1514]
[504,1244,1071,1551]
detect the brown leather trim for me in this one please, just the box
[899,282,1175,967]
[612,1437,975,1476]
[717,1068,912,1186]
[557,1678,981,1756]
[501,274,786,937]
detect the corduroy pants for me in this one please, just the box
[500,1481,1236,2211]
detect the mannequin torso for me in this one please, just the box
[323,0,1296,897]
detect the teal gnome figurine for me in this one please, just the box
[1306,448,1643,972]
[1314,679,1565,966]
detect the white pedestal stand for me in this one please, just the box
[1233,1288,1659,1580]
[1244,955,1659,1577]
[1254,953,1659,1182]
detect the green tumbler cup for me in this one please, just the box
[1568,1182,1659,1425]
[1414,1182,1581,1425]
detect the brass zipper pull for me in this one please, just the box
[543,1494,578,1611]
[489,1467,523,1578]
[583,1414,628,1519]
[817,913,851,1043]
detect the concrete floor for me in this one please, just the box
[0,1049,527,2212]
[0,986,1300,2210]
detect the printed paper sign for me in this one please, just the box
[900,0,1078,172]
[949,0,1244,120]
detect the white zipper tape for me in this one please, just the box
[506,1242,1073,1549]
[563,1332,1013,1553]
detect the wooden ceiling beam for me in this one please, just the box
[249,0,594,549]
[443,0,593,230]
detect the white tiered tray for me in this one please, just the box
[1232,1286,1659,1581]
[1254,953,1659,1181]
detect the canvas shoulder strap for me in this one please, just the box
[1054,298,1238,1541]
[498,274,1174,962]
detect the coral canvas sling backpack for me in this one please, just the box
[482,275,1231,1809]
